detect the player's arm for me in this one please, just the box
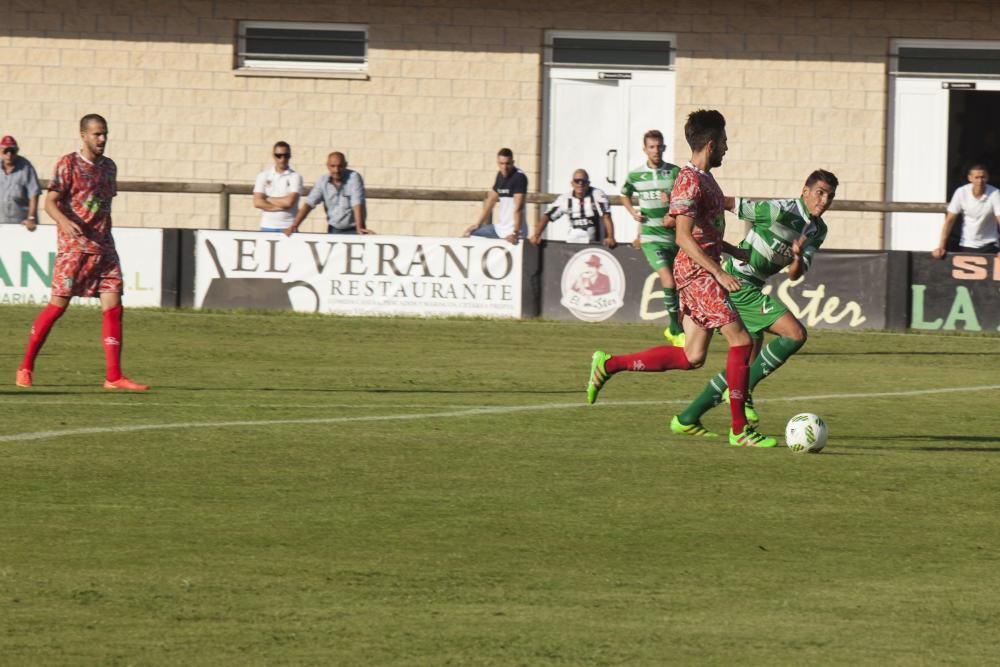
[43,190,82,238]
[932,211,959,259]
[721,241,749,263]
[675,214,741,292]
[787,236,808,280]
[620,194,643,223]
[464,191,499,236]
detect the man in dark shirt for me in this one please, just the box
[463,147,528,245]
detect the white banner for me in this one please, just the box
[194,231,523,318]
[0,226,163,308]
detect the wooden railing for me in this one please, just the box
[46,179,949,233]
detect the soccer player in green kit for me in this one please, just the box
[670,169,838,437]
[621,130,685,346]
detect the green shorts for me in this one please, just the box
[728,283,788,335]
[641,242,678,271]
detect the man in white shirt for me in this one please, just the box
[253,141,303,232]
[933,164,1000,257]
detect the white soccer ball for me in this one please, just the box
[785,413,828,453]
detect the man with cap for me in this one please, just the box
[1,135,41,231]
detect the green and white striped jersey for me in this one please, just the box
[724,196,828,288]
[621,161,681,245]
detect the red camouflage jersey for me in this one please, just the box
[49,152,117,254]
[669,163,727,290]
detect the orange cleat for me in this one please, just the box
[15,368,33,388]
[103,376,150,391]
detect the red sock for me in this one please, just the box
[102,305,124,382]
[20,304,67,371]
[727,344,752,434]
[606,345,692,373]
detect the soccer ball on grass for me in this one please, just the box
[785,413,828,453]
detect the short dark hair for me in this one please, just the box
[967,163,989,175]
[684,109,726,152]
[497,148,514,159]
[805,169,839,190]
[643,129,664,145]
[79,113,107,132]
[273,140,291,153]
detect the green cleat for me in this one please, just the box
[723,388,759,427]
[729,426,778,448]
[663,328,686,347]
[670,416,719,438]
[587,350,612,404]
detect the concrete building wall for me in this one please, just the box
[2,0,996,247]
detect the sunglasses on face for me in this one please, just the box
[573,178,589,185]
[2,148,17,155]
[274,153,291,159]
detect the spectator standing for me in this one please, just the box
[463,148,527,245]
[530,169,615,247]
[253,141,302,233]
[15,114,148,391]
[933,164,1000,257]
[1,135,41,231]
[285,151,371,236]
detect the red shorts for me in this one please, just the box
[678,271,740,330]
[51,252,123,298]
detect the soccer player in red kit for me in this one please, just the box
[586,109,775,447]
[15,114,149,391]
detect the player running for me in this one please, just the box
[15,114,149,391]
[587,110,777,448]
[620,130,685,346]
[670,169,838,437]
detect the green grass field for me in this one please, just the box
[1,305,999,665]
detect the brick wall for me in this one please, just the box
[2,0,991,248]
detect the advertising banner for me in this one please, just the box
[193,231,523,318]
[0,226,163,308]
[540,243,886,330]
[910,253,1000,332]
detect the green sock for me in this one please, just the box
[663,288,681,335]
[748,336,804,391]
[678,371,728,425]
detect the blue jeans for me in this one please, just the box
[470,224,526,239]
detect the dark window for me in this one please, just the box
[898,47,1000,76]
[551,37,672,68]
[237,22,367,72]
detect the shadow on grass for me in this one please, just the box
[138,385,581,396]
[799,351,992,357]
[842,434,1000,451]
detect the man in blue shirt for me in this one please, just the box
[1,135,41,231]
[285,151,372,235]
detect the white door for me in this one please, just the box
[543,32,676,244]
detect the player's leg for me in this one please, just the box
[641,242,683,344]
[97,256,149,391]
[750,312,806,391]
[586,315,705,405]
[15,253,78,387]
[718,321,777,448]
[656,263,684,344]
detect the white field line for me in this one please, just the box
[0,384,997,444]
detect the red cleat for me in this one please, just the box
[15,368,33,388]
[103,376,150,391]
